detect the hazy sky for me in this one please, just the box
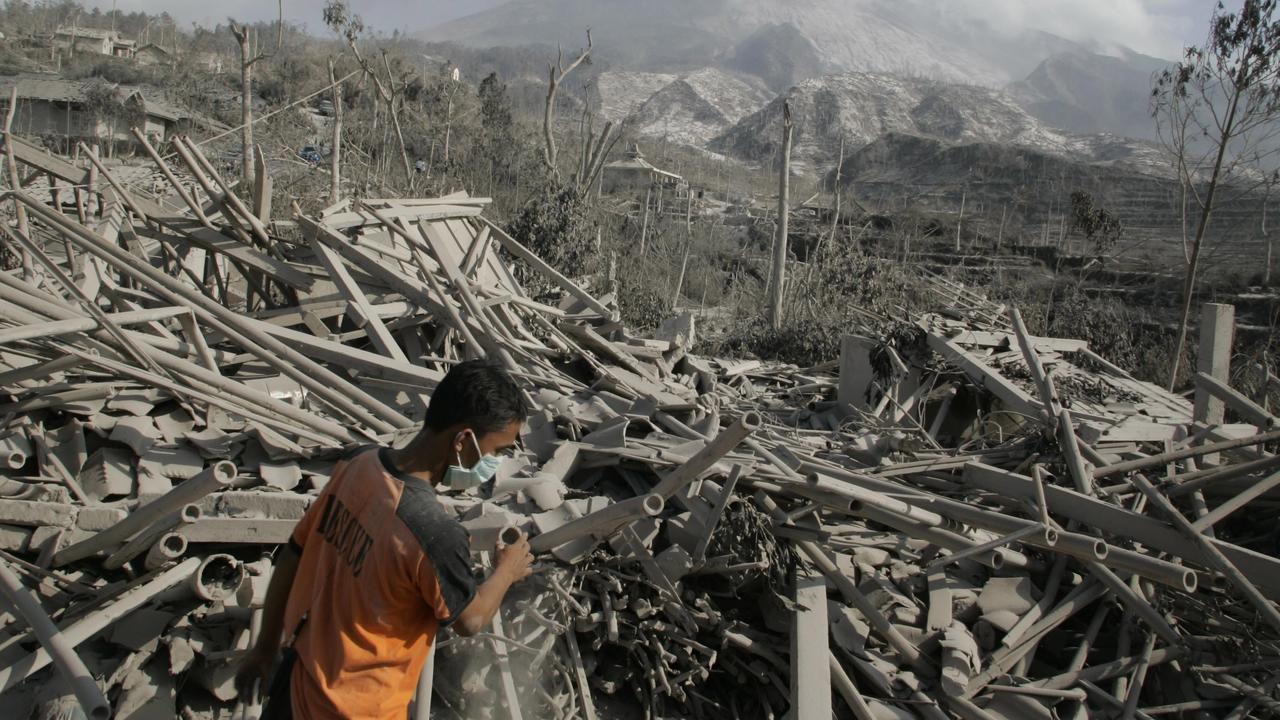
[108,0,1216,59]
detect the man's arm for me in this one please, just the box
[452,534,533,637]
[234,542,301,697]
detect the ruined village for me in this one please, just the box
[0,1,1279,718]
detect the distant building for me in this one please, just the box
[191,51,225,75]
[0,75,196,153]
[52,27,135,58]
[600,144,685,195]
[134,44,173,66]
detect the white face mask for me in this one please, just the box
[443,433,502,490]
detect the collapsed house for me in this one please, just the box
[0,128,1277,720]
[0,76,201,155]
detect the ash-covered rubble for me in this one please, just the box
[0,130,1278,720]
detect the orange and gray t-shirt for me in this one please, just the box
[281,446,476,720]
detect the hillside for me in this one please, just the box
[835,133,1266,276]
[1009,48,1170,141]
[597,68,772,147]
[417,0,1095,86]
[709,73,1077,172]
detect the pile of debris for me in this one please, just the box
[0,130,1278,720]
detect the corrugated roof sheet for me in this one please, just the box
[0,74,191,122]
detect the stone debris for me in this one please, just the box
[0,133,1278,719]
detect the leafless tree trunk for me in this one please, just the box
[955,189,966,252]
[639,185,651,256]
[229,7,280,183]
[768,101,793,330]
[1155,2,1280,389]
[379,52,413,186]
[1265,197,1272,285]
[443,83,457,167]
[996,204,1007,253]
[328,58,342,202]
[1166,86,1243,389]
[542,30,592,182]
[672,191,694,308]
[3,88,32,280]
[231,24,253,181]
[816,136,844,263]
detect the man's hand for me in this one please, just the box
[234,644,276,702]
[495,533,534,583]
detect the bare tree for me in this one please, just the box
[229,1,283,182]
[1265,192,1273,284]
[323,0,413,187]
[1153,0,1280,388]
[328,57,342,202]
[543,30,592,181]
[768,101,793,330]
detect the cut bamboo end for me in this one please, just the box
[191,554,245,602]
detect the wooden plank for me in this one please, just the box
[792,568,832,720]
[1196,372,1276,429]
[321,204,484,230]
[309,237,408,362]
[163,224,314,290]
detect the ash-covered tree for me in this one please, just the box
[478,72,516,190]
[1068,191,1124,257]
[1153,0,1280,389]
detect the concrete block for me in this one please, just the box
[838,335,877,411]
[655,311,696,349]
[1194,302,1235,426]
[247,426,304,461]
[217,491,312,519]
[76,506,129,531]
[0,523,33,552]
[0,500,76,527]
[977,576,1036,617]
[656,545,693,581]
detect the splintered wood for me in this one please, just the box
[0,134,1278,719]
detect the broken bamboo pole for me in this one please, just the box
[758,492,933,677]
[651,412,761,499]
[1094,428,1280,479]
[54,461,236,567]
[529,494,664,554]
[1128,472,1280,635]
[0,558,110,720]
[0,557,201,691]
[11,193,407,434]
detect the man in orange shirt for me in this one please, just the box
[236,360,534,719]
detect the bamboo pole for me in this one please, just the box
[0,557,201,691]
[0,559,109,719]
[12,193,406,433]
[767,102,792,330]
[1129,472,1280,635]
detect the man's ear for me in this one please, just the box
[451,428,474,460]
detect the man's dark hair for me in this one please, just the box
[424,359,528,433]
